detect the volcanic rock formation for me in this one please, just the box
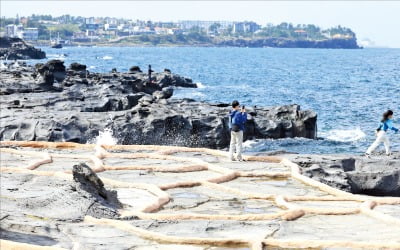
[0,60,317,148]
[0,37,46,60]
[288,153,400,197]
[0,141,399,249]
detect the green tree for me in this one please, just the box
[208,23,221,34]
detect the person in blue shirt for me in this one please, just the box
[366,110,398,157]
[229,100,247,161]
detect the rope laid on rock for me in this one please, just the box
[1,140,400,250]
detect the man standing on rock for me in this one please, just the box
[229,100,247,161]
[148,64,154,84]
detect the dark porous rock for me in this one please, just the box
[153,87,174,100]
[41,60,66,82]
[72,163,121,218]
[73,163,106,200]
[36,70,55,88]
[0,60,317,148]
[287,153,400,197]
[253,105,317,139]
[129,66,142,72]
[0,37,46,60]
[69,62,87,71]
[34,60,66,87]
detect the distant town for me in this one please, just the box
[0,14,358,47]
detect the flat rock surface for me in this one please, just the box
[1,141,399,249]
[285,152,400,196]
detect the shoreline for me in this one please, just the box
[27,37,362,49]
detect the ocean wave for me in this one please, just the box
[320,128,366,142]
[195,82,206,88]
[0,61,6,70]
[47,54,67,60]
[90,128,118,146]
[242,137,313,152]
[102,56,113,60]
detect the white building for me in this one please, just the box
[179,20,233,30]
[85,17,95,25]
[104,23,118,31]
[5,24,38,40]
[5,24,22,37]
[233,22,260,34]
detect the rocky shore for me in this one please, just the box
[1,142,399,249]
[2,58,399,249]
[0,60,317,148]
[285,153,400,197]
[106,36,361,49]
[0,37,46,60]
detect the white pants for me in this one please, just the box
[366,130,391,155]
[229,131,243,160]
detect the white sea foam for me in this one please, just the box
[89,65,96,69]
[48,54,66,60]
[242,139,269,152]
[0,61,7,70]
[195,82,206,88]
[95,128,118,145]
[10,61,20,68]
[102,56,113,60]
[321,128,366,142]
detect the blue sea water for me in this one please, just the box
[29,46,400,154]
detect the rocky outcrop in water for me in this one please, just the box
[0,37,46,60]
[288,153,400,197]
[0,61,317,148]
